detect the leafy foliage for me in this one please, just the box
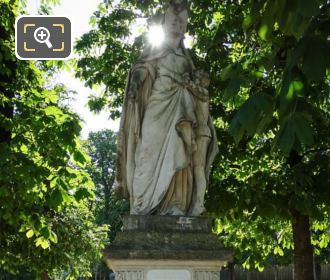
[0,1,107,278]
[83,129,129,276]
[85,129,129,243]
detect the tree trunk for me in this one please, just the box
[229,262,235,280]
[314,255,321,280]
[290,208,314,280]
[103,176,111,219]
[40,272,51,280]
[274,266,279,280]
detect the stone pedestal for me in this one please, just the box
[104,215,232,280]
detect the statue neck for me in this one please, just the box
[166,34,183,50]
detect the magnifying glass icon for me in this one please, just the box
[34,27,53,48]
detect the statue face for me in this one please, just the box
[164,7,188,38]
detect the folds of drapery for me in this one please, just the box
[131,82,196,214]
[114,43,219,215]
[114,61,156,205]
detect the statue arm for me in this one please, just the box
[114,60,156,200]
[127,65,150,100]
[182,75,209,101]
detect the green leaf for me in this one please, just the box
[35,237,50,249]
[237,98,259,136]
[319,235,329,248]
[302,37,327,81]
[292,80,304,92]
[49,231,58,244]
[49,189,64,207]
[224,79,240,100]
[274,111,314,154]
[26,229,34,238]
[275,118,295,155]
[274,246,284,256]
[44,90,59,103]
[49,175,59,189]
[40,227,51,239]
[220,65,233,81]
[41,240,50,250]
[49,188,70,208]
[73,150,88,165]
[258,1,276,40]
[44,106,63,117]
[229,93,274,139]
[221,63,242,81]
[279,71,293,104]
[286,39,307,69]
[74,187,95,201]
[298,0,319,17]
[20,144,28,153]
[292,112,314,146]
[242,15,252,29]
[228,115,245,143]
[258,24,269,40]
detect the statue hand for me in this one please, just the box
[127,83,138,101]
[127,89,137,101]
[194,69,210,88]
[182,73,191,81]
[113,182,124,199]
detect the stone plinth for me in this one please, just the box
[104,215,232,280]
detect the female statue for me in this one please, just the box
[114,0,218,216]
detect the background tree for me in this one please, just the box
[204,1,330,279]
[85,129,129,243]
[84,129,129,276]
[0,1,107,279]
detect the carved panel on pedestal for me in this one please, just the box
[194,271,219,280]
[146,269,191,280]
[116,270,143,280]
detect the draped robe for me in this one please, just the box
[114,41,218,215]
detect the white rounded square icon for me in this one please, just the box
[15,15,72,60]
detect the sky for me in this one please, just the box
[25,0,120,139]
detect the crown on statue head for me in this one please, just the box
[167,0,189,14]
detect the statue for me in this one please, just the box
[114,0,218,216]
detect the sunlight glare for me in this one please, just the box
[148,25,165,47]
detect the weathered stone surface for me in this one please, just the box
[105,215,232,261]
[146,269,191,280]
[105,215,233,279]
[115,271,143,280]
[194,271,219,280]
[122,215,213,233]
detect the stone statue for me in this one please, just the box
[114,0,218,216]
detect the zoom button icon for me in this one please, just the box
[15,16,72,60]
[34,27,53,48]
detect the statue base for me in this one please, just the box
[104,215,232,280]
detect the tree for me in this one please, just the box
[204,1,330,279]
[84,129,129,276]
[0,1,107,278]
[85,129,129,243]
[75,1,330,279]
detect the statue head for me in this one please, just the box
[164,0,189,38]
